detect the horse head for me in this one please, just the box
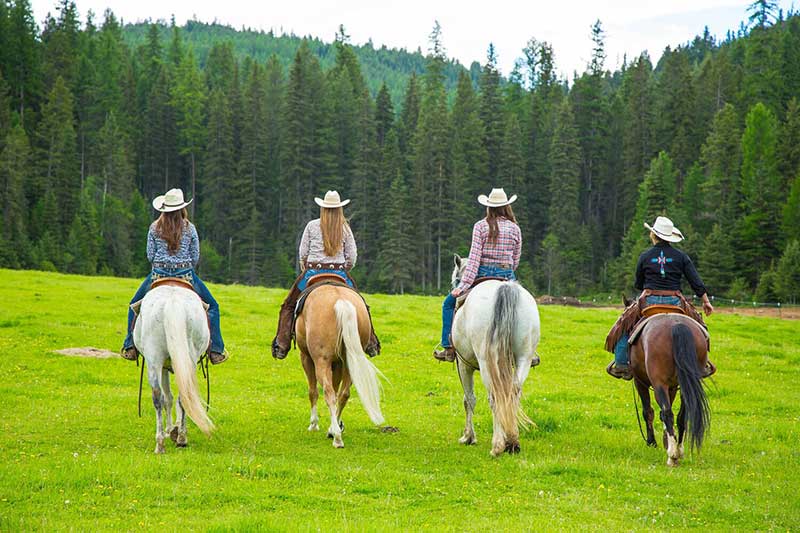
[451,253,467,290]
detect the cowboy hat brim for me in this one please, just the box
[314,197,351,208]
[478,194,517,207]
[644,222,684,243]
[153,196,193,213]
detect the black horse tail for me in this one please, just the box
[672,322,710,451]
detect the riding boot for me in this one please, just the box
[702,360,717,378]
[272,281,301,359]
[363,303,381,357]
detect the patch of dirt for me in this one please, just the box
[55,347,119,359]
[380,426,399,433]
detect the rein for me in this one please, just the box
[631,378,648,444]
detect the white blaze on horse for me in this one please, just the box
[450,255,541,456]
[133,281,214,453]
[294,281,384,448]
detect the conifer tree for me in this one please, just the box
[781,174,800,243]
[699,224,735,296]
[379,170,415,294]
[774,239,800,303]
[700,103,741,230]
[6,0,41,125]
[202,88,234,253]
[171,47,206,214]
[0,122,30,267]
[778,98,800,186]
[479,43,503,181]
[739,102,782,283]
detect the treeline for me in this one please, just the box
[0,0,799,302]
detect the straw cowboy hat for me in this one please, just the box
[478,188,517,207]
[314,190,351,208]
[152,188,192,212]
[644,216,684,243]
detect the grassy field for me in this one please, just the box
[0,268,798,531]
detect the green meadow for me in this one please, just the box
[0,268,798,531]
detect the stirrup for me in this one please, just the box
[121,347,138,361]
[606,361,632,381]
[433,346,456,362]
[208,350,228,365]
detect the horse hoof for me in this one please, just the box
[308,423,319,431]
[333,438,344,449]
[667,457,679,467]
[154,445,165,454]
[169,426,179,444]
[647,439,657,448]
[458,435,476,445]
[176,434,188,447]
[505,442,521,454]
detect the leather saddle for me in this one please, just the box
[454,276,510,312]
[294,274,356,320]
[628,311,709,347]
[130,277,206,316]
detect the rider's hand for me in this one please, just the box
[451,288,462,298]
[702,294,714,316]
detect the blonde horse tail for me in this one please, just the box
[334,299,384,425]
[164,298,214,436]
[485,283,531,440]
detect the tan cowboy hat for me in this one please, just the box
[314,190,350,208]
[644,216,684,243]
[152,188,192,212]
[478,188,517,207]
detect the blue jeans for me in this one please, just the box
[441,265,516,347]
[613,295,681,366]
[123,267,225,354]
[297,269,353,291]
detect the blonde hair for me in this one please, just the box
[320,207,348,256]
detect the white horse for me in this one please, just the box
[133,284,214,453]
[450,254,541,456]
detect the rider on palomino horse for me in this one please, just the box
[121,188,228,365]
[605,215,716,380]
[434,187,539,368]
[271,190,380,359]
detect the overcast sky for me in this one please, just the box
[32,0,796,76]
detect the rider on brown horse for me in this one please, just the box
[271,190,380,360]
[606,216,716,380]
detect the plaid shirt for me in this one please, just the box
[457,217,522,291]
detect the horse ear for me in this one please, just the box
[454,254,462,267]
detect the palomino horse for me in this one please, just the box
[450,257,540,456]
[295,284,384,448]
[133,283,213,453]
[627,298,710,466]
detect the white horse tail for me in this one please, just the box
[485,283,531,438]
[164,299,214,436]
[334,299,385,425]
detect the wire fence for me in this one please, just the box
[557,294,800,318]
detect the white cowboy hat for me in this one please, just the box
[152,188,192,212]
[478,188,517,207]
[644,216,684,243]
[314,190,350,208]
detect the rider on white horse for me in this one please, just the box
[121,188,228,365]
[434,188,539,368]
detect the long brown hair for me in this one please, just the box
[486,205,517,241]
[155,208,188,254]
[320,206,348,256]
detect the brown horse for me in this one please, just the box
[629,308,711,467]
[295,285,384,448]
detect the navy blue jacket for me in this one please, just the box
[635,242,707,296]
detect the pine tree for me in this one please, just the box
[41,0,80,91]
[97,111,134,201]
[171,47,206,215]
[747,0,779,28]
[774,239,800,303]
[741,25,783,114]
[778,98,800,186]
[397,72,420,160]
[375,82,394,148]
[655,48,697,177]
[6,0,41,125]
[0,122,31,267]
[700,103,742,230]
[699,224,735,296]
[36,76,79,235]
[498,113,525,225]
[378,172,415,293]
[479,43,503,181]
[782,174,800,243]
[202,88,234,254]
[739,102,782,283]
[63,180,100,274]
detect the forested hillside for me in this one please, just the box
[0,0,799,301]
[121,20,472,104]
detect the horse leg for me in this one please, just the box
[175,396,188,447]
[655,385,680,466]
[161,368,176,445]
[336,369,352,430]
[635,379,657,447]
[148,365,166,454]
[674,389,686,459]
[317,363,344,448]
[478,370,506,457]
[457,359,477,445]
[300,350,319,431]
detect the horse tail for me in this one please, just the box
[334,299,384,426]
[485,283,531,440]
[164,297,214,436]
[672,322,709,451]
